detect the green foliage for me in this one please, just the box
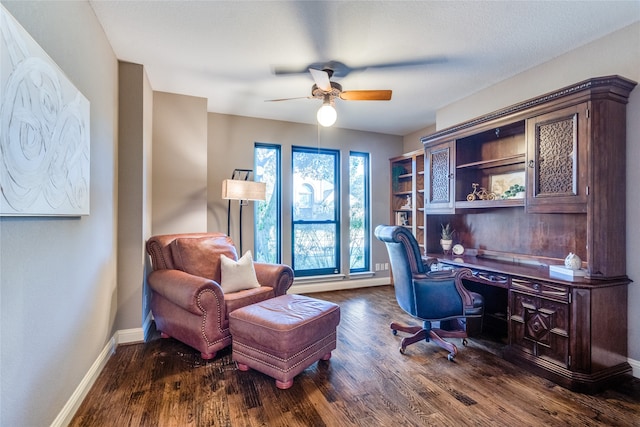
[441,223,454,240]
[500,184,525,199]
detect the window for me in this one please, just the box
[254,143,281,263]
[292,147,340,276]
[349,152,370,272]
[255,144,371,278]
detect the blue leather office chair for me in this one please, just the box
[375,225,484,361]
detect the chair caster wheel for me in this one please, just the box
[462,338,468,346]
[447,353,455,361]
[399,347,406,354]
[392,329,398,335]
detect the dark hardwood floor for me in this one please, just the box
[70,286,640,426]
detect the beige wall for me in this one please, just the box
[403,123,436,153]
[152,92,208,235]
[437,23,640,129]
[207,113,403,271]
[117,62,154,331]
[0,2,118,426]
[436,23,640,363]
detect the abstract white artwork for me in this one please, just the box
[0,5,90,216]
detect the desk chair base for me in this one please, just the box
[391,321,468,361]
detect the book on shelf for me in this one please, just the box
[395,211,409,226]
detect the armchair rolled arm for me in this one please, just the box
[253,262,294,296]
[148,269,225,315]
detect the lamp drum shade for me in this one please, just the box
[222,179,266,201]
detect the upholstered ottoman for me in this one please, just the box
[228,294,340,389]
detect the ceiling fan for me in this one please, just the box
[267,66,392,127]
[268,58,445,126]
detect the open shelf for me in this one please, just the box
[457,154,525,170]
[455,198,524,209]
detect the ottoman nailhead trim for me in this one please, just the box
[233,332,336,373]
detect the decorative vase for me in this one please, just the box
[440,239,453,252]
[564,252,582,270]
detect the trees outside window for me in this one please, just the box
[349,152,369,272]
[254,143,280,264]
[292,147,340,276]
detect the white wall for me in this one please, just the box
[436,23,640,363]
[0,2,119,426]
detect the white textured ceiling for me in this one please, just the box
[89,1,639,136]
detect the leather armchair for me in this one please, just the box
[146,232,294,359]
[374,225,484,361]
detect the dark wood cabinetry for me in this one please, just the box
[509,278,570,369]
[425,141,454,213]
[439,256,630,393]
[526,103,588,213]
[419,76,636,393]
[421,76,636,279]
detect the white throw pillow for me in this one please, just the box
[219,251,261,293]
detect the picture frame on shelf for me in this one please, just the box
[490,171,525,199]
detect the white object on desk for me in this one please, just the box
[549,264,586,280]
[564,252,582,270]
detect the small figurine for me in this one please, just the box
[467,183,496,201]
[564,253,582,270]
[402,195,412,209]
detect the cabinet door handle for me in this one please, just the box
[528,160,535,168]
[448,173,454,179]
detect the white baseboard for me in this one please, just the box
[629,356,640,378]
[51,328,144,427]
[117,327,145,344]
[288,276,391,294]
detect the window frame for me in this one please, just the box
[254,143,282,264]
[291,146,341,277]
[349,151,370,273]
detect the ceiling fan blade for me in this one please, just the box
[308,68,332,92]
[272,65,309,75]
[272,61,344,76]
[340,90,392,101]
[265,96,311,102]
[274,57,447,78]
[344,57,448,75]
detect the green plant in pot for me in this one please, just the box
[440,223,454,253]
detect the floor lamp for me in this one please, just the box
[221,169,266,254]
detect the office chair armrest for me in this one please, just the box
[453,268,477,309]
[422,257,439,271]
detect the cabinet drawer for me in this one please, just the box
[511,278,569,303]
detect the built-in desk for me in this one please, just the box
[429,254,632,394]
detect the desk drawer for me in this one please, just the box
[469,270,510,288]
[511,278,570,303]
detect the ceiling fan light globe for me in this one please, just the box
[317,104,337,127]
